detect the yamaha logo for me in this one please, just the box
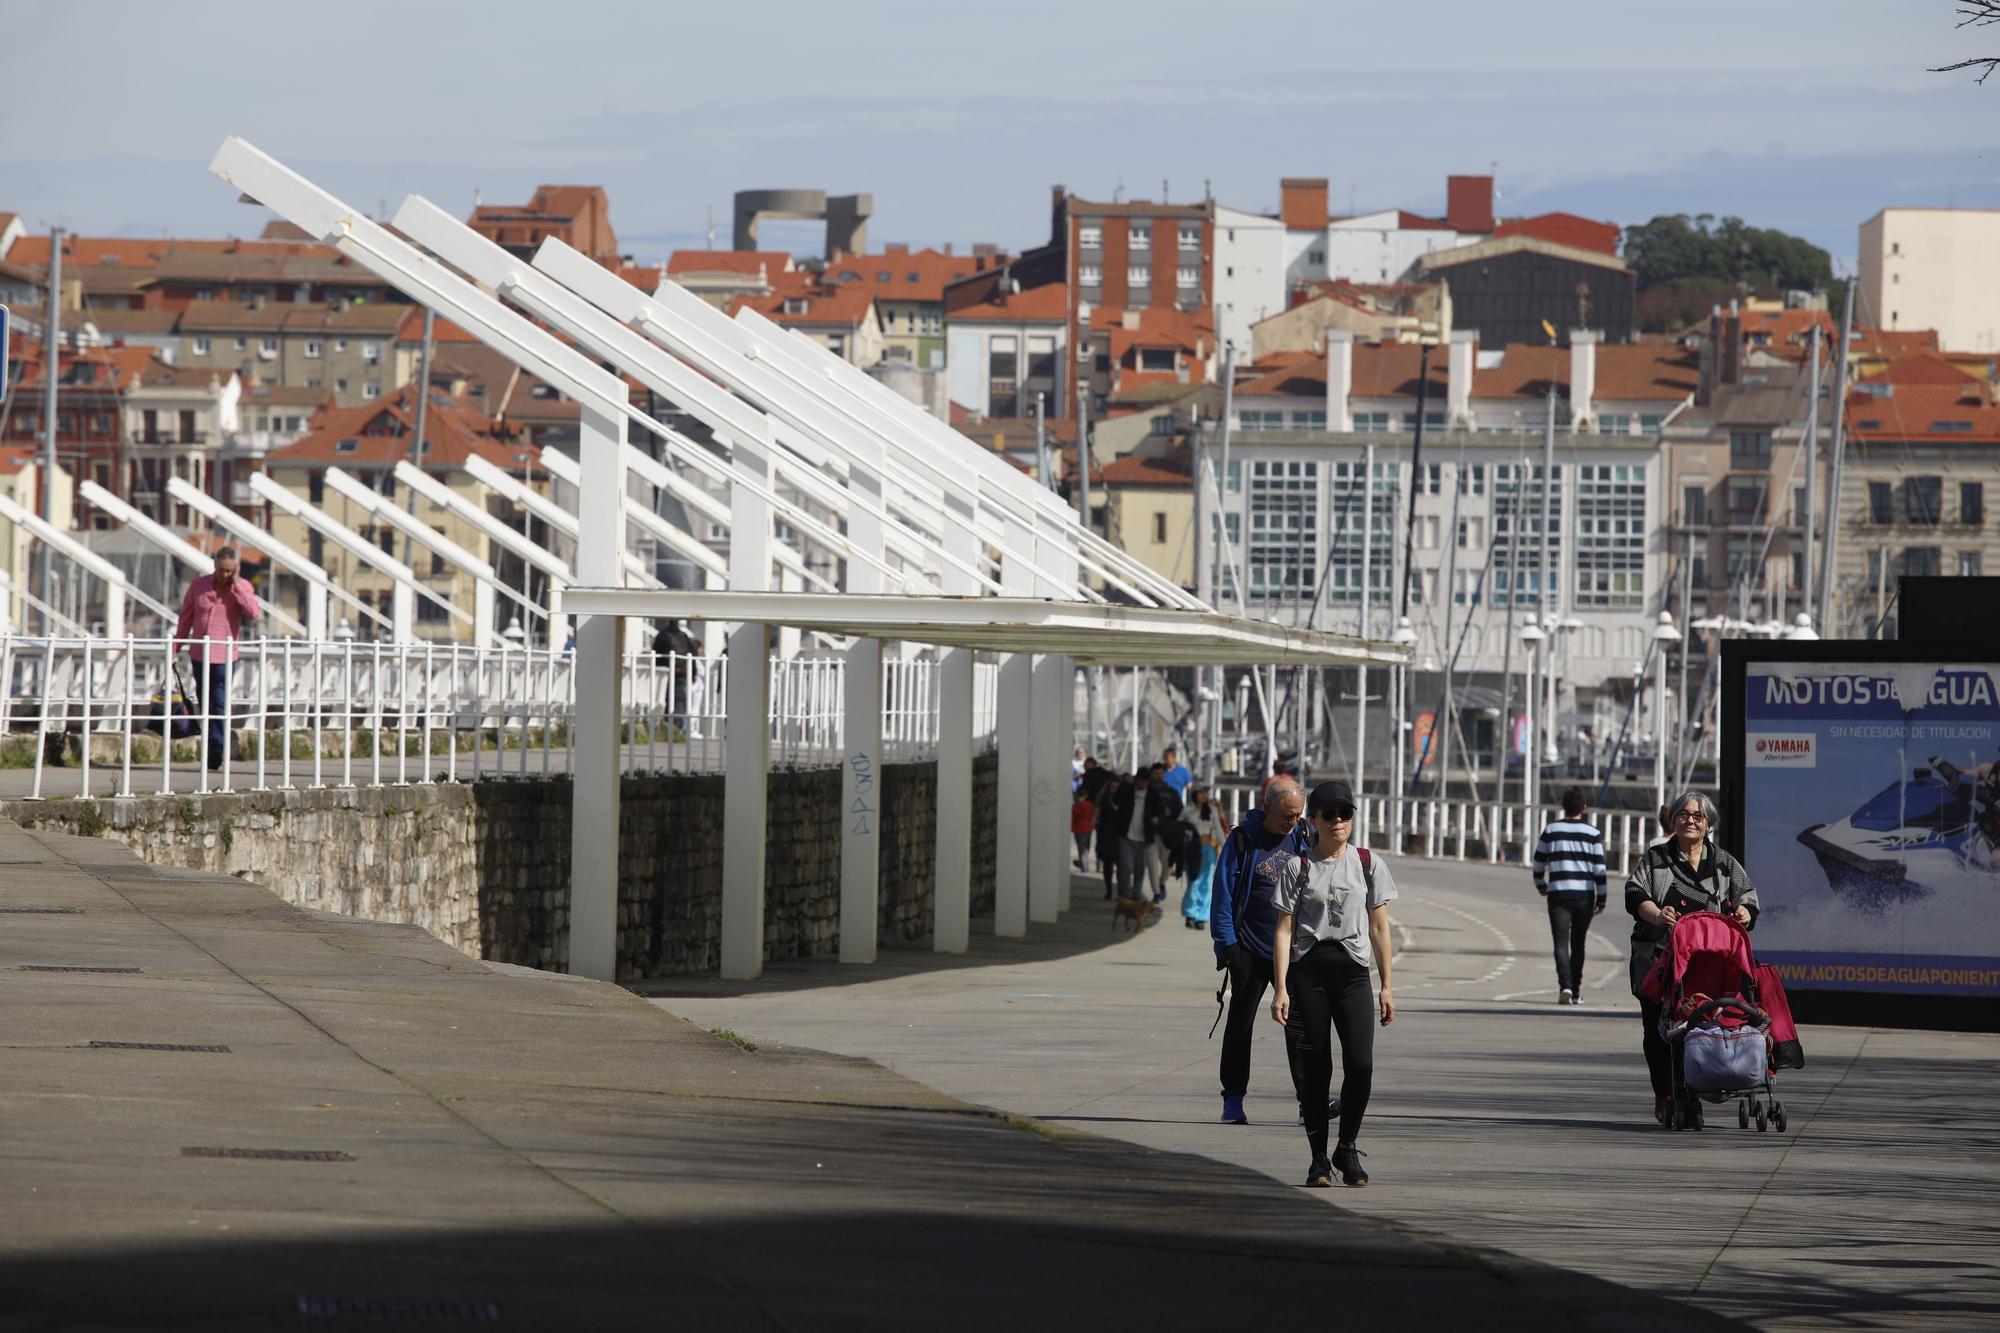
[1748,733,1816,768]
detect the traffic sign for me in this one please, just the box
[0,303,10,377]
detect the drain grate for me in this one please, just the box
[182,1147,354,1162]
[0,907,82,914]
[297,1296,503,1321]
[90,1041,231,1053]
[19,965,141,973]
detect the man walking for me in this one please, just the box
[172,547,261,773]
[651,617,699,732]
[1111,768,1155,903]
[1210,776,1308,1123]
[1533,786,1607,1005]
[1160,745,1193,799]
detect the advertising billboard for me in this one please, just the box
[1724,643,2000,1014]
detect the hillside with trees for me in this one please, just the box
[1621,214,1837,332]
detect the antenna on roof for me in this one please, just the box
[1162,179,1169,203]
[706,205,716,250]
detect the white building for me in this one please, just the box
[945,281,1066,419]
[1859,207,2000,353]
[1211,205,1288,358]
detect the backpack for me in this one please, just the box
[1296,845,1373,896]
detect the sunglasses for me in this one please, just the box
[1315,806,1356,822]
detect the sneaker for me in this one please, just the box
[1558,988,1574,1006]
[1332,1142,1368,1187]
[1220,1095,1247,1125]
[1305,1158,1334,1188]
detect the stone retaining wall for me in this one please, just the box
[6,757,1000,982]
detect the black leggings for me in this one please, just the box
[1285,945,1375,1155]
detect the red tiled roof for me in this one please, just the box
[950,282,1066,322]
[1098,452,1192,486]
[729,282,876,328]
[1859,353,1981,386]
[823,249,986,304]
[1493,212,1621,256]
[666,250,794,278]
[1846,381,2000,442]
[0,444,39,475]
[1395,210,1453,231]
[266,384,532,470]
[1234,352,1325,398]
[618,264,665,294]
[1353,342,1449,398]
[394,309,482,344]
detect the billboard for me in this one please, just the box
[1724,643,2000,1002]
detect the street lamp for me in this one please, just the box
[1783,612,1819,641]
[1389,617,1418,845]
[1653,610,1682,813]
[1519,619,1546,812]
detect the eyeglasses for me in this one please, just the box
[1673,810,1708,823]
[1316,807,1356,822]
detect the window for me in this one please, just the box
[233,337,247,351]
[1691,554,1708,587]
[417,595,452,625]
[1127,266,1151,287]
[362,340,381,364]
[1961,481,1984,525]
[362,382,381,401]
[1419,462,1442,495]
[1176,267,1200,287]
[1247,460,1320,601]
[1423,411,1445,429]
[1574,463,1648,608]
[1598,414,1631,435]
[300,339,321,359]
[1490,462,1563,607]
[1353,411,1390,432]
[988,335,1018,417]
[1640,414,1664,433]
[825,333,846,358]
[1151,414,1176,436]
[1729,431,1773,469]
[1961,551,1984,577]
[1725,536,1765,586]
[1179,226,1201,250]
[1238,410,1285,431]
[1416,514,1441,549]
[1138,347,1176,372]
[1866,548,1884,587]
[1025,335,1056,385]
[1452,570,1483,605]
[193,336,211,355]
[1078,224,1102,248]
[1906,476,1942,525]
[1682,484,1708,526]
[1308,248,1325,265]
[334,338,349,353]
[1129,229,1150,251]
[335,438,359,454]
[1794,486,1809,528]
[335,378,349,394]
[1903,546,1941,578]
[1151,512,1168,543]
[1868,481,1893,524]
[260,336,278,354]
[1725,477,1766,525]
[1456,464,1486,496]
[1226,460,1242,493]
[1930,420,1972,433]
[1292,410,1326,431]
[1457,515,1485,548]
[1079,263,1103,286]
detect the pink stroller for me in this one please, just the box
[1638,911,1802,1133]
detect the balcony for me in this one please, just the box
[131,431,211,446]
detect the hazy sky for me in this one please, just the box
[5,1,1995,272]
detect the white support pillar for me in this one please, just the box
[994,506,1034,938]
[569,405,627,982]
[1029,653,1066,924]
[839,452,887,965]
[932,499,979,954]
[721,423,776,980]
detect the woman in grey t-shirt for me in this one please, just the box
[1270,780,1397,1187]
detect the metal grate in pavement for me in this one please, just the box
[18,965,141,973]
[89,1041,231,1053]
[0,907,82,914]
[296,1296,504,1321]
[181,1147,355,1162]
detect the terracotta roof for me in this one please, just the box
[618,264,665,294]
[1850,327,1941,360]
[1098,451,1192,487]
[394,309,482,344]
[666,250,795,278]
[1473,344,1697,402]
[0,444,39,475]
[948,282,1066,322]
[729,282,876,329]
[1739,307,1835,349]
[1859,353,1981,387]
[1846,381,2000,442]
[1353,342,1449,398]
[1493,212,1622,256]
[176,299,406,334]
[823,249,986,304]
[1415,233,1631,276]
[1235,352,1325,398]
[266,384,534,471]
[1395,210,1453,231]
[74,307,181,336]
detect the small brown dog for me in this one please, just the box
[1111,896,1157,932]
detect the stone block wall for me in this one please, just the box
[15,760,1001,982]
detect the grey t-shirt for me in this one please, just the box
[1272,846,1398,969]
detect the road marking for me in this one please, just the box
[1393,895,1516,992]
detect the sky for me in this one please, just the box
[5,1,1997,274]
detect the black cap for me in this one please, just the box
[1309,779,1356,813]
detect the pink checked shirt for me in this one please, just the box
[174,573,262,663]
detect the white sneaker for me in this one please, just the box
[1558,988,1574,1006]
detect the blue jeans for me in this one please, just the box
[191,660,230,768]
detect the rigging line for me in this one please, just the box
[1407,480,1506,800]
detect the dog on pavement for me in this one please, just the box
[1111,896,1158,932]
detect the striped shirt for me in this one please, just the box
[1533,817,1607,900]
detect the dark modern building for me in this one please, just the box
[1416,235,1635,348]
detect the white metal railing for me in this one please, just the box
[0,635,1002,800]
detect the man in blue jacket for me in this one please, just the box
[1210,776,1308,1124]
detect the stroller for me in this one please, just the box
[1639,911,1803,1134]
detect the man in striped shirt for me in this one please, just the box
[1532,787,1607,1006]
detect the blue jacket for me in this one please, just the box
[1209,816,1310,963]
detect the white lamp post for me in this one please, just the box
[1783,612,1819,641]
[1653,610,1682,813]
[1519,620,1546,814]
[1390,616,1418,846]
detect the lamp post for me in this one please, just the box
[1783,612,1819,641]
[1390,616,1417,847]
[1519,620,1546,815]
[1653,610,1682,814]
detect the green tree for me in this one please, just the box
[1621,214,1832,295]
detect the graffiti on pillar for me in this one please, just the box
[847,750,877,836]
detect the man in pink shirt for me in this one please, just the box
[173,546,261,771]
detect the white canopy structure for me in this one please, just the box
[210,135,1410,984]
[78,481,311,638]
[0,492,177,638]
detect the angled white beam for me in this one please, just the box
[249,473,425,642]
[393,461,569,644]
[0,492,162,637]
[79,481,310,637]
[168,477,354,637]
[323,469,507,647]
[533,447,731,584]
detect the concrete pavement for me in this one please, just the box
[648,859,2000,1331]
[0,819,1734,1331]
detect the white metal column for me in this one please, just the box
[839,452,886,964]
[993,508,1034,938]
[569,404,627,981]
[932,501,979,953]
[721,423,775,980]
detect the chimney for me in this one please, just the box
[1325,330,1354,433]
[1447,330,1477,427]
[1280,177,1330,231]
[885,242,909,255]
[1445,175,1495,234]
[1568,329,1599,431]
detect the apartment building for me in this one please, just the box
[823,245,987,369]
[176,300,406,408]
[1859,207,2000,353]
[470,185,619,267]
[729,279,883,366]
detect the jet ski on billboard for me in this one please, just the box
[1797,760,1998,908]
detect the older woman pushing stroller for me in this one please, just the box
[1624,788,1760,1125]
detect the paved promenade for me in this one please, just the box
[649,859,2000,1331]
[1,820,1729,1331]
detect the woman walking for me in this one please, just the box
[1623,788,1760,1125]
[1178,783,1227,928]
[1270,780,1396,1187]
[1093,772,1126,900]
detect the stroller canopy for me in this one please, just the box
[1640,911,1757,1017]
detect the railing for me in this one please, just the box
[1,636,1001,800]
[1212,782,1655,878]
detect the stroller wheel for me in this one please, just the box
[1738,1100,1750,1129]
[1755,1109,1769,1132]
[1773,1106,1788,1133]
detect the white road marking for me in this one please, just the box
[1393,895,1517,992]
